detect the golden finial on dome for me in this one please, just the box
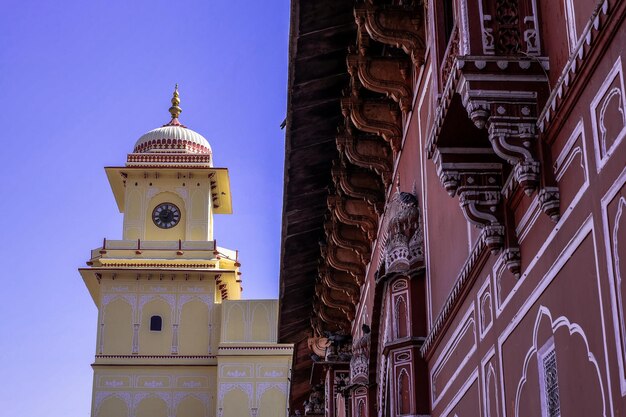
[168,84,182,120]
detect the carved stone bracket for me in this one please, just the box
[538,186,560,222]
[336,123,393,190]
[320,240,365,288]
[461,85,547,196]
[341,92,403,155]
[354,0,426,67]
[433,148,506,252]
[488,122,540,195]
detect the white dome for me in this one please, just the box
[133,123,212,154]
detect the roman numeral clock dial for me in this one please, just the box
[152,203,181,229]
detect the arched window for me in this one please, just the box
[395,296,408,339]
[397,369,411,415]
[150,315,162,331]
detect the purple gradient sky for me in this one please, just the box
[0,1,289,415]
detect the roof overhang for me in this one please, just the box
[278,0,356,344]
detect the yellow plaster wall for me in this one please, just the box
[121,172,214,241]
[102,298,133,355]
[217,356,291,417]
[92,366,215,417]
[220,300,278,344]
[98,279,216,356]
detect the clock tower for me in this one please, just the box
[80,87,292,417]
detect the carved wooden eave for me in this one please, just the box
[321,238,366,282]
[315,280,356,322]
[328,190,379,241]
[347,37,412,113]
[319,263,361,306]
[325,217,372,266]
[332,156,386,214]
[341,91,403,155]
[354,0,426,67]
[313,295,351,333]
[336,123,393,190]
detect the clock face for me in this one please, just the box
[152,203,181,229]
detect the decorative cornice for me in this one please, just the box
[537,0,611,132]
[420,229,490,358]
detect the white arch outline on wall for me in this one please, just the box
[256,382,288,406]
[396,368,411,414]
[94,391,132,417]
[173,392,210,417]
[393,294,408,339]
[218,383,253,409]
[485,362,499,417]
[132,391,172,413]
[222,302,247,342]
[514,305,607,417]
[251,302,271,341]
[599,87,625,158]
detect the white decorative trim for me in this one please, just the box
[494,157,590,317]
[513,308,605,417]
[497,216,615,417]
[218,383,253,407]
[94,391,132,416]
[480,347,499,417]
[553,119,588,184]
[256,382,288,404]
[439,368,479,417]
[430,303,476,408]
[477,276,493,340]
[590,57,626,173]
[515,195,541,244]
[601,165,626,395]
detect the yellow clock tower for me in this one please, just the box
[79,87,293,417]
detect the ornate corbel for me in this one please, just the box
[462,91,541,195]
[346,40,412,112]
[341,93,402,155]
[488,122,540,195]
[354,0,426,67]
[336,123,393,190]
[328,190,379,241]
[538,186,560,222]
[324,216,372,266]
[433,148,506,252]
[332,156,386,214]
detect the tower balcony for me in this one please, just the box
[87,238,238,269]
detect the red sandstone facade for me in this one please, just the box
[279,0,626,416]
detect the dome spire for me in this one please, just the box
[168,84,182,120]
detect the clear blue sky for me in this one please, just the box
[0,1,289,415]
